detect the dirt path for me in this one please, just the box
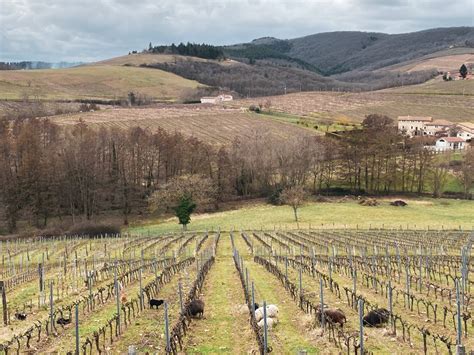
[182,234,257,353]
[234,236,334,354]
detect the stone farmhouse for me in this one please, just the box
[398,116,472,141]
[457,122,474,141]
[398,116,472,150]
[397,116,433,137]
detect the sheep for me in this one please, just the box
[257,317,278,329]
[14,312,27,321]
[316,306,346,327]
[149,299,164,309]
[363,308,390,327]
[255,304,279,322]
[57,317,71,325]
[187,299,205,318]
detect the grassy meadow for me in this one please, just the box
[129,197,474,235]
[0,64,201,101]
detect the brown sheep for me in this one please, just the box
[316,306,346,327]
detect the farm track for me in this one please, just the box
[234,237,324,354]
[97,262,197,353]
[181,235,257,353]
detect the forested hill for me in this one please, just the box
[223,27,474,75]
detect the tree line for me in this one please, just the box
[0,115,472,232]
[147,42,224,60]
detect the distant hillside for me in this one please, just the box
[224,27,474,75]
[0,62,203,102]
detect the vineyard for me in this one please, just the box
[51,106,316,144]
[0,228,472,354]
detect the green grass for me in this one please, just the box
[129,198,474,235]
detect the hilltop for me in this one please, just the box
[223,27,474,75]
[0,60,204,102]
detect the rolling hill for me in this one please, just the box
[0,61,203,102]
[224,27,474,75]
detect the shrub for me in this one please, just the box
[249,105,261,113]
[268,187,283,205]
[67,222,121,237]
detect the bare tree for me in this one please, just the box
[280,185,306,222]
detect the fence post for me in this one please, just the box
[299,268,303,306]
[388,280,393,328]
[139,267,143,311]
[0,281,7,325]
[114,262,121,335]
[178,282,184,314]
[319,277,325,329]
[164,301,170,353]
[50,281,54,334]
[358,298,364,354]
[455,279,465,355]
[263,300,268,355]
[75,303,79,355]
[251,281,256,318]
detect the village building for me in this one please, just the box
[456,122,474,142]
[200,94,233,104]
[431,137,466,151]
[397,116,433,137]
[423,119,452,137]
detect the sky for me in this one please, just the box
[1,0,473,62]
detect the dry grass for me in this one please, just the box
[384,53,474,73]
[49,104,317,145]
[0,64,202,101]
[232,83,474,123]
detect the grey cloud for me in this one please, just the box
[0,0,473,61]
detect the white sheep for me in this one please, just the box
[257,317,278,329]
[255,304,279,322]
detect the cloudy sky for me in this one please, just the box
[1,0,473,62]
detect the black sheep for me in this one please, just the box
[363,308,390,327]
[149,299,165,309]
[14,312,27,321]
[187,299,204,318]
[57,317,71,325]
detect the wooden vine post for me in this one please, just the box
[0,281,7,325]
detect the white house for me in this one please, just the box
[200,97,217,104]
[456,122,474,142]
[432,137,466,151]
[397,116,433,137]
[200,94,233,104]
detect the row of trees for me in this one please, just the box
[0,115,472,232]
[147,42,224,60]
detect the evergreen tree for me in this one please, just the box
[460,64,468,79]
[174,195,196,230]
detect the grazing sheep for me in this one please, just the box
[255,304,279,322]
[149,299,164,309]
[363,308,390,327]
[56,317,71,325]
[257,317,278,329]
[14,312,27,321]
[187,299,205,318]
[316,306,346,327]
